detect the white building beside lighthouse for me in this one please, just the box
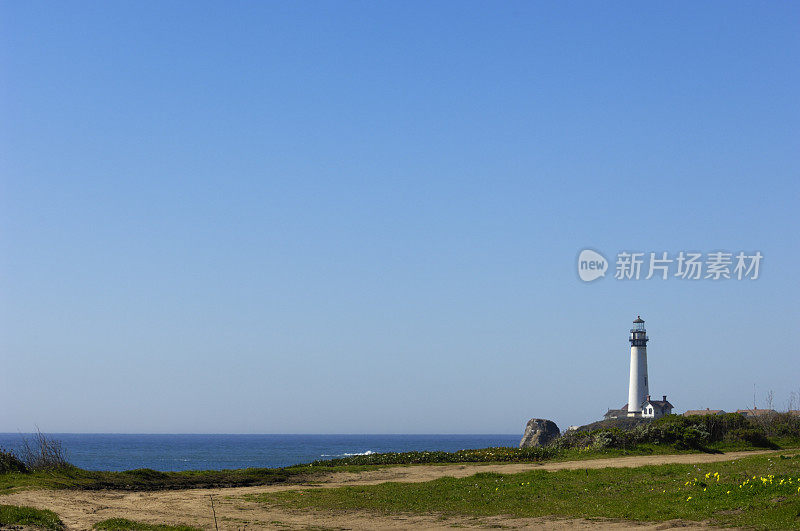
[604,316,673,420]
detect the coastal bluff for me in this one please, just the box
[519,418,560,448]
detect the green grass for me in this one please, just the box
[251,453,800,530]
[0,504,64,530]
[93,518,200,530]
[0,442,794,493]
[0,463,383,492]
[0,444,736,493]
[303,440,786,468]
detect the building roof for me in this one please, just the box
[645,399,673,410]
[684,409,725,416]
[633,316,644,323]
[604,405,628,418]
[735,409,776,416]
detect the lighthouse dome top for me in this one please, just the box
[633,316,644,323]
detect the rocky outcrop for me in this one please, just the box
[519,418,560,448]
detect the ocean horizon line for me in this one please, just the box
[1,432,520,436]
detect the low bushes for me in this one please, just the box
[0,430,71,475]
[310,446,559,467]
[0,448,27,474]
[555,412,799,452]
[725,428,777,448]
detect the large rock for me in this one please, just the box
[519,418,560,448]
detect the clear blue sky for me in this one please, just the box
[1,2,798,434]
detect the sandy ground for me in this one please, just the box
[0,449,783,530]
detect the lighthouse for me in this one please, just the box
[627,316,649,416]
[603,316,674,421]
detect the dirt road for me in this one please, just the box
[1,450,782,530]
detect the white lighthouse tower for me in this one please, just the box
[627,316,649,416]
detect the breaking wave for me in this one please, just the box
[320,450,376,457]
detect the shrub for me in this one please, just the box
[310,447,559,467]
[675,426,713,449]
[725,428,778,449]
[695,413,750,440]
[591,431,618,449]
[759,412,800,438]
[633,416,712,449]
[550,411,799,453]
[19,429,70,471]
[0,449,27,474]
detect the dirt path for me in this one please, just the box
[1,450,784,530]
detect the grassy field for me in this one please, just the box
[0,504,64,530]
[1,445,796,494]
[251,453,800,529]
[0,444,751,493]
[0,463,375,492]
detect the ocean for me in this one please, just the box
[0,434,519,472]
